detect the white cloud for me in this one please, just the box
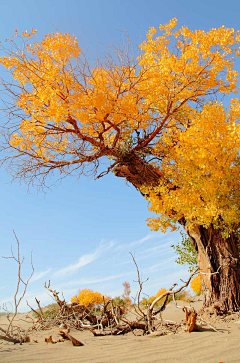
[146,268,190,291]
[144,256,176,273]
[30,268,52,283]
[59,272,133,289]
[130,234,158,247]
[52,240,115,278]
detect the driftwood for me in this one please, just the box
[59,330,84,346]
[44,335,64,344]
[183,307,197,332]
[0,334,30,344]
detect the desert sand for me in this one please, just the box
[1,300,240,363]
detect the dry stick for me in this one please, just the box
[26,300,43,320]
[149,267,199,313]
[153,285,177,315]
[172,290,191,310]
[130,252,149,319]
[1,231,34,338]
[110,300,119,325]
[43,282,65,309]
[0,334,21,344]
[35,298,44,317]
[197,316,219,332]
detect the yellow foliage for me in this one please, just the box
[146,288,167,306]
[73,288,103,307]
[156,288,167,298]
[191,275,202,295]
[1,20,240,234]
[70,296,78,303]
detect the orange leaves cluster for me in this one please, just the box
[1,20,240,232]
[147,288,167,305]
[2,19,240,168]
[146,101,240,233]
[71,288,103,307]
[190,275,202,295]
[1,32,81,163]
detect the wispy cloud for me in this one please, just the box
[146,268,190,290]
[60,272,133,290]
[130,234,158,247]
[144,256,176,273]
[114,236,174,267]
[30,268,52,283]
[52,240,115,278]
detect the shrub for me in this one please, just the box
[70,296,78,303]
[122,281,131,306]
[191,275,202,295]
[112,296,125,306]
[71,288,103,308]
[141,288,168,307]
[175,290,191,301]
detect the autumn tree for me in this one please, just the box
[71,288,103,308]
[1,20,240,312]
[122,281,131,306]
[191,275,202,296]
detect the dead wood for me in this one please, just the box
[0,334,21,344]
[183,307,198,332]
[0,334,30,344]
[90,327,131,336]
[4,254,220,342]
[45,336,64,344]
[59,330,84,346]
[35,298,44,317]
[45,336,55,344]
[0,232,34,344]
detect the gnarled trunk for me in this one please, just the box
[114,152,240,313]
[180,220,240,313]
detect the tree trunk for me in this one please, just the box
[180,219,240,313]
[114,152,240,313]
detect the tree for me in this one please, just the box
[71,288,103,308]
[191,275,202,296]
[1,20,240,312]
[122,281,131,306]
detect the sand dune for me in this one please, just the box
[1,301,240,363]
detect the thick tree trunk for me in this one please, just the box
[180,220,240,313]
[114,152,240,313]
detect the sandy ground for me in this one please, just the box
[1,300,240,363]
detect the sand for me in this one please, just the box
[1,300,240,363]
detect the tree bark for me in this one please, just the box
[180,219,240,313]
[114,152,240,313]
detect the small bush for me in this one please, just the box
[141,288,169,307]
[191,275,202,295]
[71,288,103,308]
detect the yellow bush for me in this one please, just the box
[73,288,103,307]
[156,288,167,298]
[191,275,202,295]
[70,296,78,303]
[143,288,167,306]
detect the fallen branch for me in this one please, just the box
[149,268,199,314]
[59,330,84,346]
[197,316,219,332]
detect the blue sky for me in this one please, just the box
[0,0,239,311]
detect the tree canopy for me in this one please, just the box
[1,20,240,234]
